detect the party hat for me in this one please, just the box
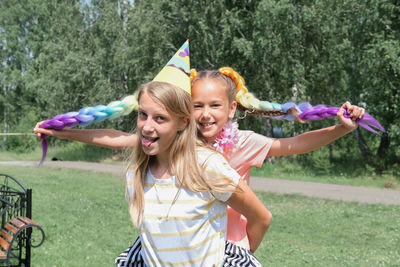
[153,40,191,94]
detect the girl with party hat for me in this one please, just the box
[35,41,272,266]
[34,43,383,266]
[122,80,270,266]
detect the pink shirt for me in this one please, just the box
[224,130,274,249]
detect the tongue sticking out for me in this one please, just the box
[142,138,155,147]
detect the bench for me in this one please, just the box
[0,217,45,266]
[0,174,45,267]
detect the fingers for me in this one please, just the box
[339,101,365,120]
[336,106,347,126]
[353,106,365,119]
[33,121,46,139]
[337,101,351,118]
[34,121,44,129]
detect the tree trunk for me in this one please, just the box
[3,85,9,147]
[118,0,130,92]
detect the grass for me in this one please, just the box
[1,142,398,189]
[255,193,400,266]
[0,166,133,267]
[251,158,399,190]
[0,166,399,266]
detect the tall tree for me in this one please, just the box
[0,0,42,146]
[357,0,400,166]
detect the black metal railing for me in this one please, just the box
[0,174,38,267]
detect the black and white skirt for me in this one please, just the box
[115,237,262,267]
[115,237,145,267]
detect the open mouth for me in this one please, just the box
[142,136,159,147]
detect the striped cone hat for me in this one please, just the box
[153,40,191,94]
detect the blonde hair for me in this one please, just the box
[126,81,239,227]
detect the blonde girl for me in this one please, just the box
[34,67,367,265]
[121,80,270,266]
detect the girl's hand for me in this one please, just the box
[337,101,365,131]
[226,180,271,252]
[33,121,59,139]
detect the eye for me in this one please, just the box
[211,103,221,108]
[193,104,203,109]
[156,116,166,122]
[138,111,147,119]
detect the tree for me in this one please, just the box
[0,0,42,147]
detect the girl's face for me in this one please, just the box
[192,78,237,142]
[137,92,187,161]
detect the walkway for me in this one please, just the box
[1,161,399,205]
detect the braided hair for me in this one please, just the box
[190,67,385,134]
[38,67,384,164]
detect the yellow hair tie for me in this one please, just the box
[190,69,198,83]
[219,67,252,106]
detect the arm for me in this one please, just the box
[268,102,365,157]
[33,122,137,149]
[226,180,272,252]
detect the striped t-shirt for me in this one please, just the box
[126,148,240,266]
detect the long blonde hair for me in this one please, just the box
[127,81,239,227]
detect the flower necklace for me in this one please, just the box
[213,120,239,155]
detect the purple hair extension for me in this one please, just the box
[38,95,138,165]
[220,66,385,136]
[297,105,385,134]
[270,102,385,135]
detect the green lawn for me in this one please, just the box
[1,166,133,267]
[251,159,399,190]
[1,143,399,190]
[0,166,398,266]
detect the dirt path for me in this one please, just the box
[1,161,399,205]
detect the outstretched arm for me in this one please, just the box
[268,102,364,157]
[34,122,137,149]
[226,180,272,252]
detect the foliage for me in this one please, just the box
[50,141,113,161]
[2,106,41,152]
[0,0,399,170]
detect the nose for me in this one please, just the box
[201,106,211,119]
[142,118,154,133]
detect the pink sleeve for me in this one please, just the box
[233,131,274,168]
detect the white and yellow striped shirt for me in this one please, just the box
[126,148,240,266]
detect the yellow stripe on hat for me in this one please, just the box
[153,66,191,94]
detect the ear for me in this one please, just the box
[228,101,237,120]
[178,117,189,131]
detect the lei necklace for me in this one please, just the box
[213,120,239,154]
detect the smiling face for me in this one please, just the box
[192,78,237,142]
[137,92,187,161]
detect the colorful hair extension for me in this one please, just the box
[191,67,385,135]
[40,67,385,164]
[38,94,138,165]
